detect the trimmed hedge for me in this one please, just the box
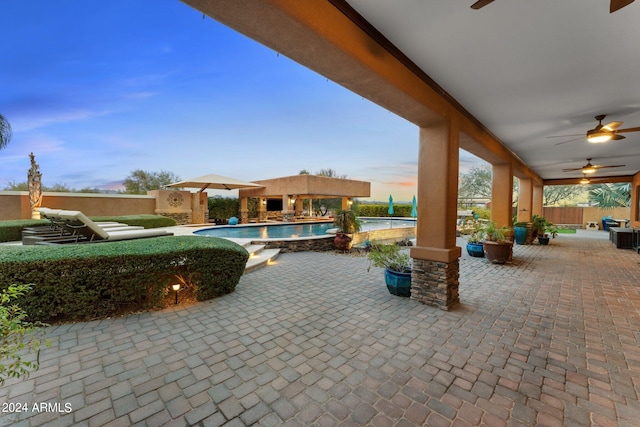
[87,214,176,228]
[0,219,49,243]
[355,204,413,217]
[0,236,249,322]
[0,215,176,243]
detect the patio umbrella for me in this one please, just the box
[166,173,264,192]
[411,195,417,218]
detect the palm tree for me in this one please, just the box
[0,114,11,150]
[588,183,631,207]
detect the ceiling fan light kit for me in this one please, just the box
[586,130,613,144]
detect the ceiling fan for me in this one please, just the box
[562,158,625,174]
[471,0,635,13]
[549,115,640,146]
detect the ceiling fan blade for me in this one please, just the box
[562,167,582,172]
[546,134,583,138]
[471,0,495,9]
[554,136,584,146]
[594,164,626,169]
[611,0,635,13]
[602,121,623,131]
[611,134,626,140]
[616,127,640,133]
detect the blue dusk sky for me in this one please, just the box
[0,0,481,202]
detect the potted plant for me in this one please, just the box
[482,221,513,264]
[532,215,548,242]
[466,220,485,257]
[538,224,558,245]
[367,242,412,297]
[333,209,361,250]
[538,233,550,245]
[513,221,531,245]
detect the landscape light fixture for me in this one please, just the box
[172,283,181,305]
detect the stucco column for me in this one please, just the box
[240,197,249,224]
[294,199,303,217]
[410,121,461,311]
[532,184,543,217]
[517,178,533,223]
[491,164,513,228]
[341,197,352,211]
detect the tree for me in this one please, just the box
[122,170,181,194]
[0,114,11,150]
[588,183,631,207]
[543,185,585,206]
[458,165,492,200]
[316,168,347,178]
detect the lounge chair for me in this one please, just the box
[23,208,144,244]
[46,210,173,243]
[27,208,172,244]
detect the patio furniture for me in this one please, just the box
[609,227,633,249]
[35,209,173,244]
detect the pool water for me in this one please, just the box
[194,218,416,240]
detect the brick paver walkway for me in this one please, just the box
[1,231,640,426]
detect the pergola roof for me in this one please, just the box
[238,175,370,199]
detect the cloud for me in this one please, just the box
[12,108,110,133]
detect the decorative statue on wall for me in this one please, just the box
[28,152,43,219]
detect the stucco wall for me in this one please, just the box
[0,191,156,220]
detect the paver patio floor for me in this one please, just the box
[1,231,640,426]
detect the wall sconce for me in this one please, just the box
[261,199,267,205]
[290,196,296,205]
[347,198,353,206]
[172,283,181,305]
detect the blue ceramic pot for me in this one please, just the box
[384,268,412,297]
[514,226,529,245]
[466,242,485,257]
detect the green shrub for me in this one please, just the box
[0,236,248,322]
[0,284,49,385]
[0,220,49,243]
[89,214,176,228]
[208,196,240,220]
[355,204,413,217]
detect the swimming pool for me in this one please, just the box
[193,217,416,240]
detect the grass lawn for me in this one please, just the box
[555,228,577,234]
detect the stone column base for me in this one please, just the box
[240,210,249,224]
[411,258,460,310]
[282,210,294,222]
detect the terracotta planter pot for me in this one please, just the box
[334,232,353,251]
[483,240,513,264]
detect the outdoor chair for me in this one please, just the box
[50,210,173,243]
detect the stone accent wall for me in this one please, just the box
[411,258,460,311]
[159,212,192,225]
[352,226,416,245]
[256,236,335,252]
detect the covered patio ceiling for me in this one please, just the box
[181,0,640,185]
